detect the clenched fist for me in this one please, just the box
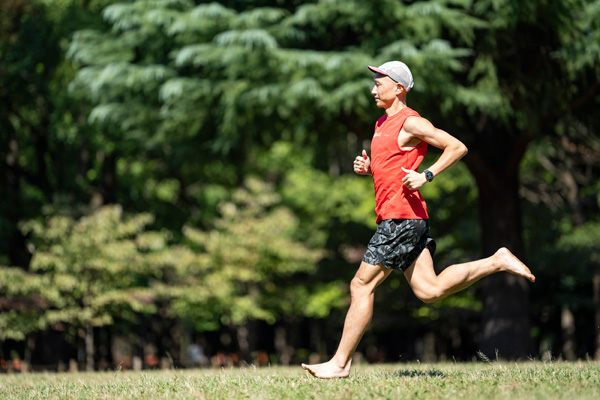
[354,150,372,175]
[401,167,427,190]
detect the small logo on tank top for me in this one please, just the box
[374,131,390,137]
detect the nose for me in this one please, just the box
[371,85,377,95]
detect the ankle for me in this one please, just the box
[491,250,506,270]
[331,356,352,370]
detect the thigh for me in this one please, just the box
[402,248,436,292]
[353,261,393,290]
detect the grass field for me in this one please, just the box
[0,361,599,399]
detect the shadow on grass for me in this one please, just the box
[393,369,446,378]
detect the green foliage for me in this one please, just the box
[162,177,328,329]
[0,206,163,341]
[558,223,600,260]
[301,283,348,319]
[1,192,327,340]
[519,118,600,351]
[65,0,481,175]
[0,268,50,340]
[282,167,376,239]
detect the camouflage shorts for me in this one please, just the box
[362,219,436,272]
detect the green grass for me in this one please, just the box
[0,361,599,399]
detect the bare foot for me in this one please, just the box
[495,247,536,282]
[301,360,351,379]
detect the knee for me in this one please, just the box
[350,276,372,298]
[414,287,445,304]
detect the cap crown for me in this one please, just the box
[369,61,414,91]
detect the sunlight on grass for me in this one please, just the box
[0,361,599,399]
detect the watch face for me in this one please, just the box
[425,170,434,181]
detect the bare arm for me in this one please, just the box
[401,116,468,190]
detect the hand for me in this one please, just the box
[354,150,371,175]
[401,167,427,190]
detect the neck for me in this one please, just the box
[385,98,407,117]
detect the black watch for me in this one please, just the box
[424,169,434,182]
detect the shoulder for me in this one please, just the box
[403,115,435,136]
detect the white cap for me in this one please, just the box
[368,61,414,91]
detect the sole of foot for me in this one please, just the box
[497,247,535,283]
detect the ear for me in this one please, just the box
[395,83,405,94]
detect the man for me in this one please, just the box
[301,61,536,379]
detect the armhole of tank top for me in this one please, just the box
[397,113,425,152]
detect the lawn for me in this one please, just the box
[0,361,599,399]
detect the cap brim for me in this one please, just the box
[368,65,387,75]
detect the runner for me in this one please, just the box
[301,61,535,379]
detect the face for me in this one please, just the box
[371,73,403,108]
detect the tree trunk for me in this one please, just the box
[274,325,289,365]
[101,151,118,204]
[275,324,297,366]
[2,130,29,268]
[422,331,437,362]
[466,142,534,360]
[560,306,576,360]
[85,322,94,371]
[310,320,327,359]
[236,324,250,364]
[593,262,600,360]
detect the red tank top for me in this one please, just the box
[370,107,429,223]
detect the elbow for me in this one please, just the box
[459,143,468,158]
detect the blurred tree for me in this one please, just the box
[0,0,59,267]
[521,121,600,359]
[157,177,329,363]
[0,188,329,368]
[0,206,163,370]
[443,0,600,358]
[0,0,124,267]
